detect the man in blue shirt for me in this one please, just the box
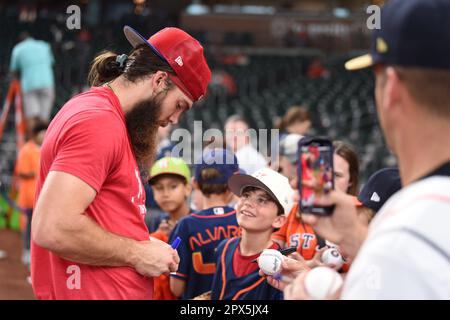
[10,31,55,124]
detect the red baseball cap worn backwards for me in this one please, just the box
[123,25,211,102]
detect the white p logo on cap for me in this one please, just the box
[175,56,183,66]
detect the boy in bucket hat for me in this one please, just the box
[210,167,294,300]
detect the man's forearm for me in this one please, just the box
[339,223,368,261]
[40,212,141,268]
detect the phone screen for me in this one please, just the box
[298,140,334,215]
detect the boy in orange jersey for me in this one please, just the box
[15,119,47,266]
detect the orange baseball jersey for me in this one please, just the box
[272,203,319,260]
[15,140,41,209]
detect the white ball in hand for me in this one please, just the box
[304,266,343,300]
[258,249,283,276]
[321,248,345,270]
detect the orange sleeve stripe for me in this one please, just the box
[219,239,233,300]
[232,277,266,300]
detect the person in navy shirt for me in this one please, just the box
[169,148,242,299]
[211,167,294,300]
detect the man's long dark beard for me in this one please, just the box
[125,94,163,179]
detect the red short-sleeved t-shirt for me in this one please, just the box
[31,87,152,300]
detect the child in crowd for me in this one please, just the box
[149,157,192,243]
[211,167,294,300]
[169,148,241,299]
[15,119,48,267]
[357,167,402,225]
[148,157,192,300]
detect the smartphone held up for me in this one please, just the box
[297,137,335,215]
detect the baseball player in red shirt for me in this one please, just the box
[31,26,211,299]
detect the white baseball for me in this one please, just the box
[258,249,283,276]
[321,248,344,269]
[304,266,343,300]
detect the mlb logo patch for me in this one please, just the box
[213,207,225,215]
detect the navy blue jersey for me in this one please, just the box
[211,237,283,300]
[169,206,239,299]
